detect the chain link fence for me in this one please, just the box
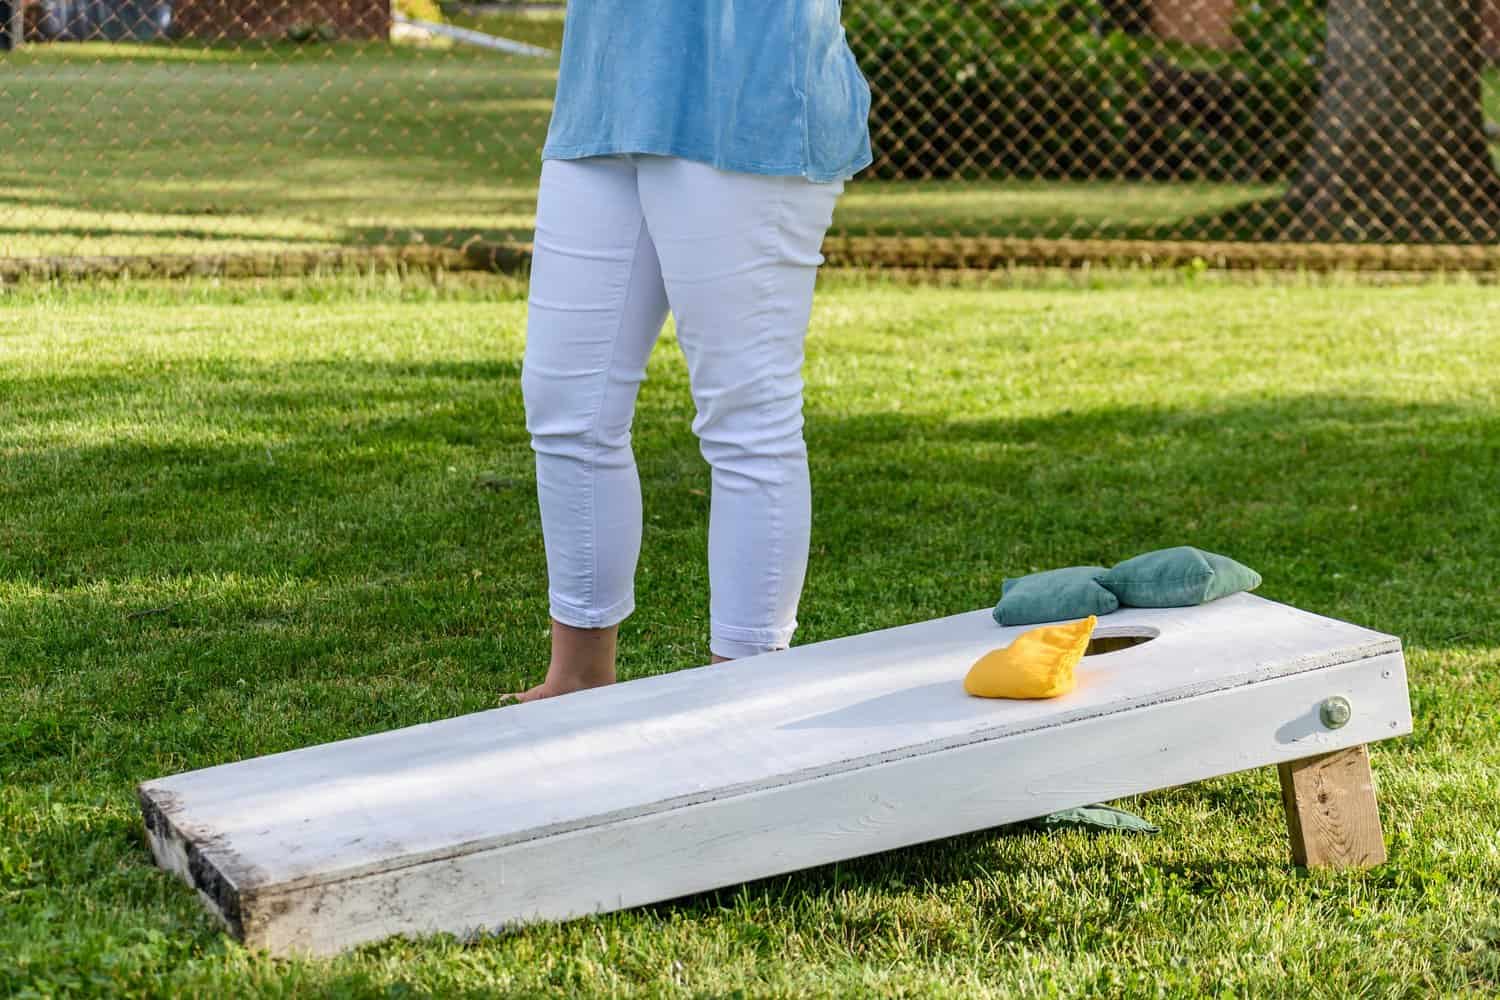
[2,0,1498,273]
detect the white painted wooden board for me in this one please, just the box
[138,594,1412,955]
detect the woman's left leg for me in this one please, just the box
[636,157,844,661]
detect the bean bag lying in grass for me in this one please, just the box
[1012,804,1160,834]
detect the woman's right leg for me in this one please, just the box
[515,155,670,701]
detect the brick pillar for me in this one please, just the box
[1151,0,1238,49]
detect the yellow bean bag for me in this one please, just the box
[964,615,1097,699]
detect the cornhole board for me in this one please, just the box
[138,593,1411,956]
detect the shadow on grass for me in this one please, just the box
[802,400,1497,648]
[0,224,336,246]
[5,361,1495,646]
[3,366,1489,769]
[0,211,542,258]
[628,824,1279,956]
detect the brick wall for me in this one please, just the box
[18,0,388,41]
[1150,0,1237,49]
[169,0,389,41]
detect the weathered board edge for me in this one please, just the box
[239,650,1413,956]
[138,785,246,938]
[171,635,1404,908]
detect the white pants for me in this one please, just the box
[522,154,844,659]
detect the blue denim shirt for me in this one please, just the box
[541,1,873,183]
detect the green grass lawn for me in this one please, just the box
[17,44,1499,258]
[442,7,567,50]
[3,269,1498,996]
[0,42,558,258]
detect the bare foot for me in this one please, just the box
[501,619,618,705]
[506,674,613,704]
[500,640,753,705]
[711,648,786,665]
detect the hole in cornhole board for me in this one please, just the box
[1085,626,1159,656]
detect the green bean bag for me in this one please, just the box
[1098,546,1261,608]
[993,566,1120,626]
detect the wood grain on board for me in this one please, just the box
[1279,744,1388,868]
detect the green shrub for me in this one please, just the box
[1225,0,1326,173]
[1233,0,1326,71]
[847,1,1137,180]
[845,0,1326,182]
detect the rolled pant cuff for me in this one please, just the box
[710,621,796,660]
[549,592,635,630]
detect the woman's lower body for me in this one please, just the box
[517,153,844,696]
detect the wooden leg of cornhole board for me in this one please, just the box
[1277,743,1387,868]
